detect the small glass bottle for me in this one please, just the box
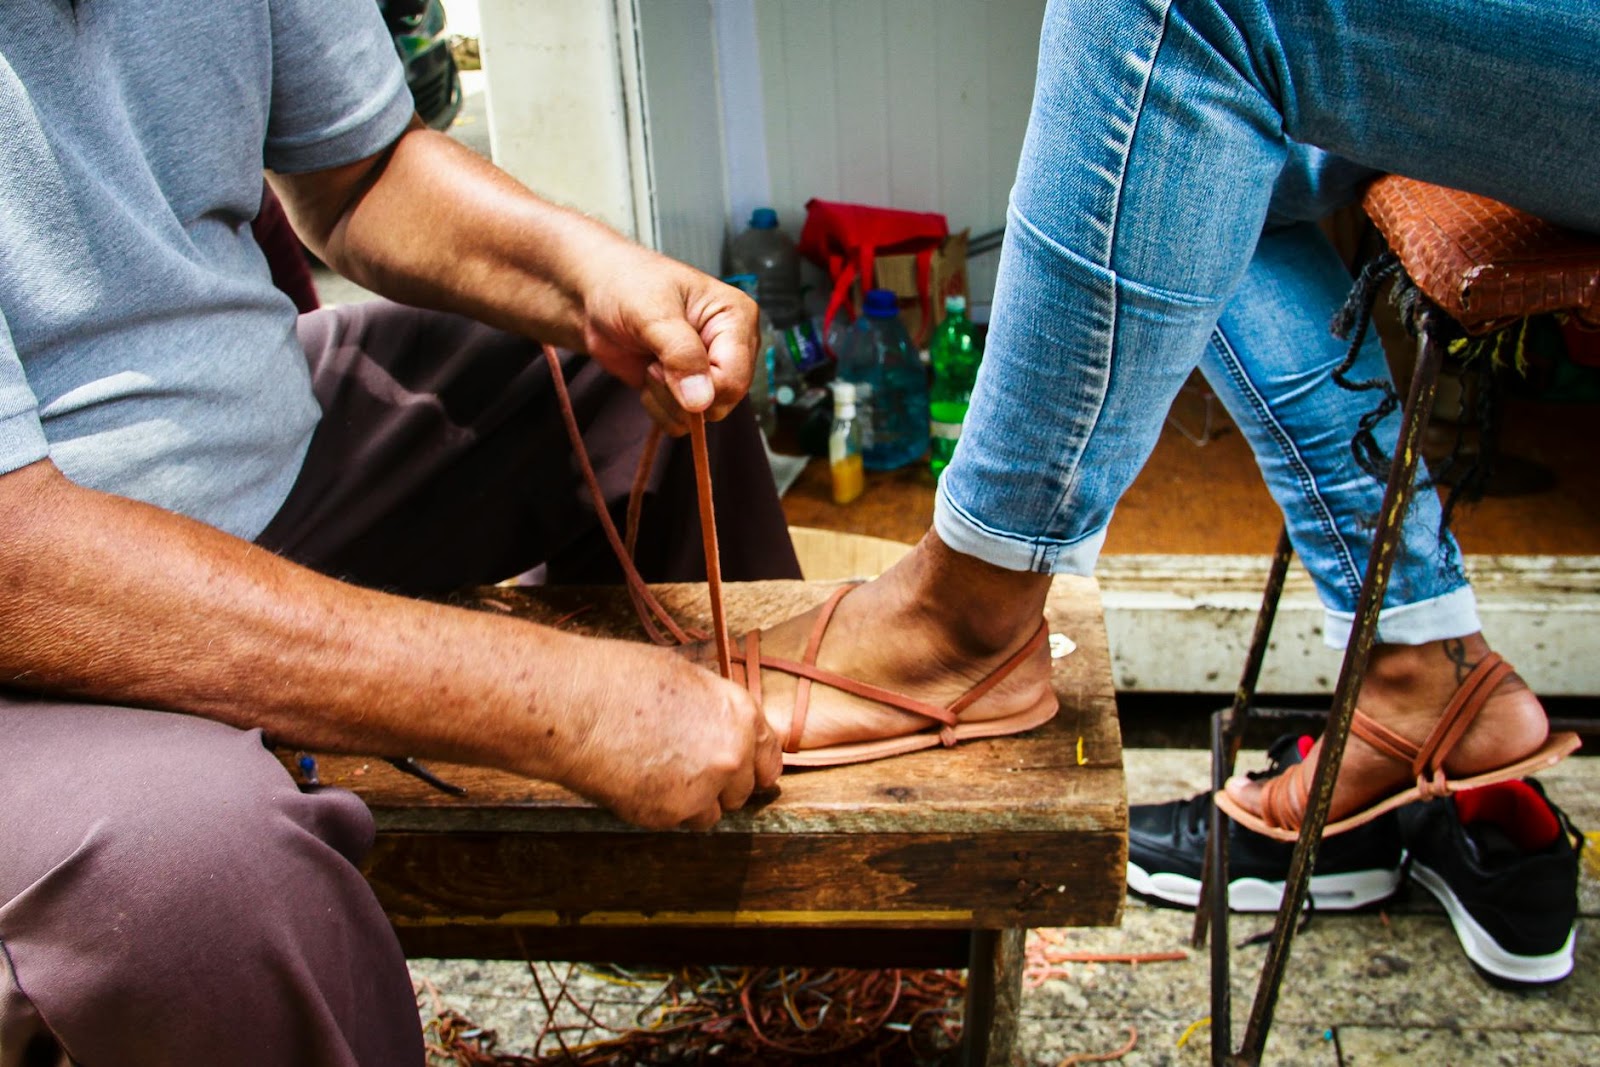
[828,381,865,505]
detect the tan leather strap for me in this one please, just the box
[784,585,854,752]
[542,345,729,678]
[1260,767,1308,832]
[1253,652,1518,831]
[1413,652,1510,779]
[688,416,731,678]
[1349,711,1419,766]
[743,629,763,710]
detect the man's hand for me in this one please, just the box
[540,640,782,829]
[573,242,760,435]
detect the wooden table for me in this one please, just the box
[288,577,1125,1065]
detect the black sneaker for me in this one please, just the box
[1400,777,1581,985]
[1128,733,1404,912]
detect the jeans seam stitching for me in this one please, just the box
[1210,328,1365,604]
[1105,0,1177,271]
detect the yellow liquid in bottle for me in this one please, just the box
[830,452,865,504]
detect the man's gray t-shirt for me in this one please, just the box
[0,0,414,538]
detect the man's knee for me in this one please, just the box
[0,708,414,1065]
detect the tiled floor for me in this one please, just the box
[410,749,1600,1065]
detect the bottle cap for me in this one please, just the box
[943,294,967,314]
[750,207,779,229]
[863,288,900,319]
[831,380,855,405]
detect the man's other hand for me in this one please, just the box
[543,640,781,830]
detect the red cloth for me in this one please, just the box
[253,183,321,314]
[797,200,947,346]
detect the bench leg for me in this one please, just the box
[963,928,1025,1067]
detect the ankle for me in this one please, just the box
[1366,633,1491,691]
[888,531,1052,657]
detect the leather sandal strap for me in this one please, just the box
[743,629,763,711]
[543,346,701,647]
[1414,652,1511,778]
[1350,710,1420,766]
[687,416,731,678]
[543,344,731,669]
[1260,767,1305,831]
[734,610,1050,751]
[786,585,856,752]
[745,653,959,727]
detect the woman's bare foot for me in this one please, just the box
[695,530,1058,760]
[1224,633,1550,823]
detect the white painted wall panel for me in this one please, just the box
[477,1,638,237]
[749,0,1045,241]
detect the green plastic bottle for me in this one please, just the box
[928,295,983,478]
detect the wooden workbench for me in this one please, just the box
[289,577,1125,1065]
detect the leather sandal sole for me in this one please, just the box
[1214,731,1581,843]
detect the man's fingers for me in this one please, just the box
[718,758,756,813]
[753,711,783,791]
[640,377,689,436]
[639,318,717,414]
[679,805,722,832]
[699,317,757,422]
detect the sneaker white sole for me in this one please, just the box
[1126,861,1401,912]
[1410,860,1576,984]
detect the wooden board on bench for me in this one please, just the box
[283,577,1125,964]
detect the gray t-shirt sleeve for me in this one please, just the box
[0,312,49,476]
[263,0,418,174]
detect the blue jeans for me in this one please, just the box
[937,0,1599,647]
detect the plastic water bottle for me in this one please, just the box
[836,289,930,471]
[728,208,803,327]
[748,319,777,440]
[928,295,983,477]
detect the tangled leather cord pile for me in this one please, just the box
[421,965,965,1066]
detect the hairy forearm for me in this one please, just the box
[272,127,631,350]
[0,461,598,780]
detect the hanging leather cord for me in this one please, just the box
[541,344,732,680]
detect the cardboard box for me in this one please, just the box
[874,229,969,346]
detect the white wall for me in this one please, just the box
[743,0,1045,240]
[473,0,1046,287]
[476,1,641,238]
[635,0,727,275]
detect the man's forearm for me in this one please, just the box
[267,124,757,420]
[0,460,595,781]
[270,126,627,351]
[0,459,778,827]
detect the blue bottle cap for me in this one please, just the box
[750,207,779,229]
[863,288,900,318]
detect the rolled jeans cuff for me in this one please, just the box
[933,483,1108,575]
[1322,585,1481,650]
